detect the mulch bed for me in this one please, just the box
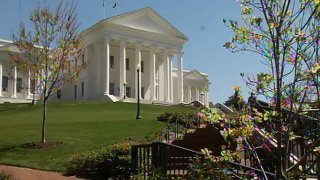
[21,142,63,149]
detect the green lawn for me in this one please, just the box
[0,102,189,172]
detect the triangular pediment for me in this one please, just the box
[184,70,208,81]
[0,43,20,53]
[106,7,188,40]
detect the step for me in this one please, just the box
[104,94,118,102]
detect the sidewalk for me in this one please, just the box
[0,165,83,180]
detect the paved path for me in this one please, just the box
[0,165,83,180]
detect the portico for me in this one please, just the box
[60,7,191,104]
[85,36,184,103]
[182,70,210,107]
[0,40,33,103]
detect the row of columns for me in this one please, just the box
[0,64,31,99]
[186,86,209,106]
[102,36,184,103]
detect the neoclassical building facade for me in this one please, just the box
[0,39,33,103]
[0,7,210,106]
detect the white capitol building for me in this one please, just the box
[0,7,210,106]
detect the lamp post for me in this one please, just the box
[136,64,142,119]
[123,82,127,99]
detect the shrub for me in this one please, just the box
[188,157,231,180]
[156,112,172,122]
[0,171,13,180]
[157,111,199,128]
[67,137,146,179]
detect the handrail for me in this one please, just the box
[228,162,276,177]
[153,142,205,155]
[131,144,152,148]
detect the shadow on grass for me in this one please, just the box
[0,103,34,112]
[0,145,22,158]
[0,141,63,159]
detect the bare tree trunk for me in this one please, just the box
[41,100,47,143]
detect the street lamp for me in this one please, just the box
[123,82,127,99]
[136,64,142,119]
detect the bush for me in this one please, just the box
[156,112,173,122]
[67,137,146,179]
[188,156,231,180]
[157,112,199,128]
[0,171,13,180]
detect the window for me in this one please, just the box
[141,87,145,99]
[17,78,22,93]
[57,90,62,99]
[141,61,144,72]
[110,56,114,68]
[109,83,115,95]
[74,85,77,100]
[126,87,131,97]
[81,54,85,66]
[81,82,84,97]
[2,76,8,92]
[126,58,130,70]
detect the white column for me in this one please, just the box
[201,90,205,104]
[204,91,207,107]
[135,44,141,99]
[104,37,110,95]
[84,46,91,99]
[119,41,126,98]
[149,48,156,101]
[177,51,184,103]
[12,66,17,98]
[206,90,210,107]
[169,55,173,102]
[94,43,101,96]
[196,87,199,101]
[26,70,31,99]
[164,50,170,102]
[0,64,2,97]
[188,86,192,102]
[158,54,164,101]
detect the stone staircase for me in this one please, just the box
[0,97,33,104]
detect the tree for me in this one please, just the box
[11,1,85,144]
[224,86,246,111]
[223,0,320,178]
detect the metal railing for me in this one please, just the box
[131,142,276,179]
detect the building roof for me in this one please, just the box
[81,7,188,41]
[0,39,21,53]
[0,39,13,47]
[184,70,210,82]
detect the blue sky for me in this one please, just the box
[0,0,266,103]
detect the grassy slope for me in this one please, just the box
[0,102,189,172]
